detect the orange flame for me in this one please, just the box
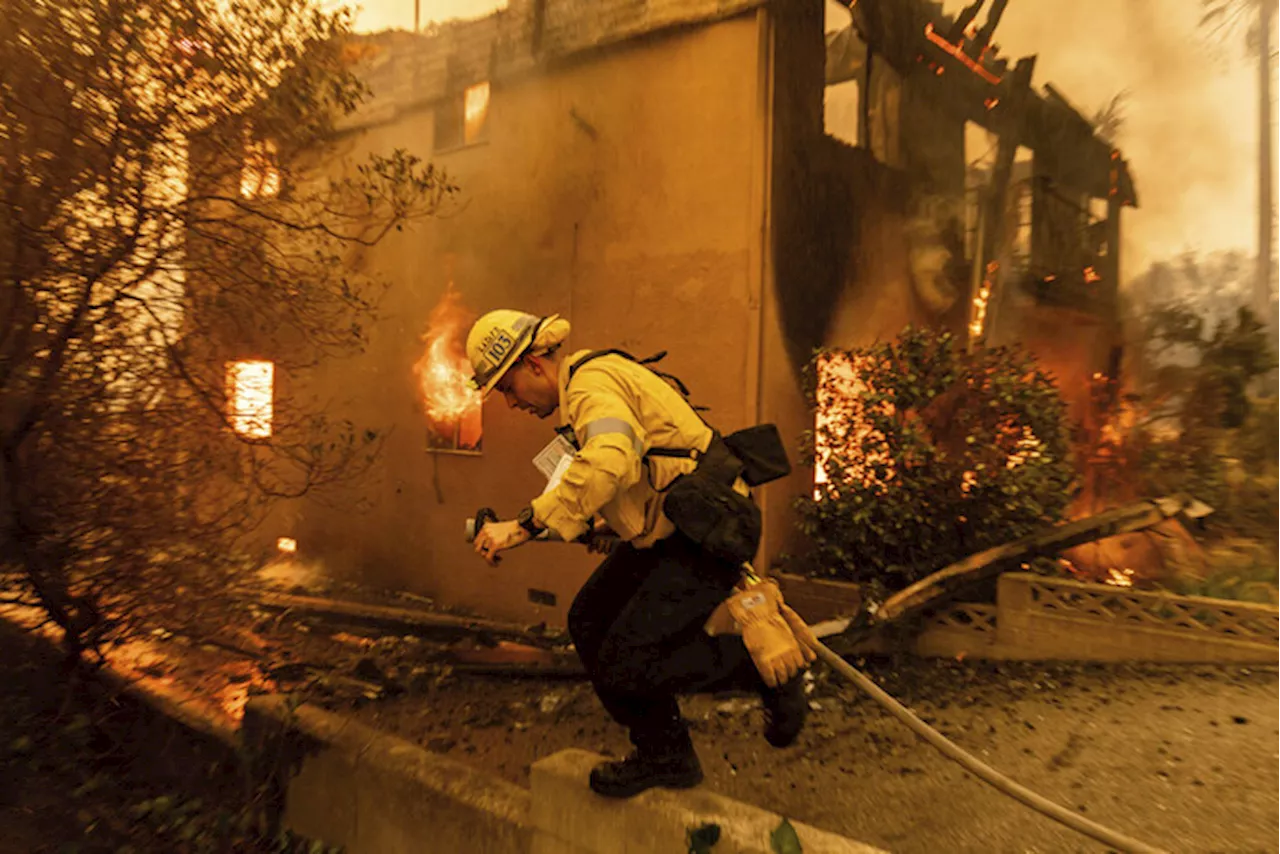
[814,352,896,497]
[969,261,998,340]
[414,283,482,447]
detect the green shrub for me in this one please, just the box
[1237,395,1279,465]
[792,327,1077,598]
[1131,427,1228,509]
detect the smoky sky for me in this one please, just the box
[946,0,1269,283]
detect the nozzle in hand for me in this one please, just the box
[464,507,499,543]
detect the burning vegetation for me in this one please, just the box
[799,326,1075,594]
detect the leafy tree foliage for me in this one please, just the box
[0,0,454,656]
[1126,302,1277,536]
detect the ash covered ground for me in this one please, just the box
[235,583,1278,854]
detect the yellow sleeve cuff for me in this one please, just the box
[529,492,590,543]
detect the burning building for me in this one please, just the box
[214,0,1136,625]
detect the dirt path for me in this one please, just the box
[345,657,1278,854]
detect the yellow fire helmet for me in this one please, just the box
[466,309,560,397]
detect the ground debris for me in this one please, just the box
[256,590,541,644]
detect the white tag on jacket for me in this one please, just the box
[542,454,574,495]
[533,434,576,486]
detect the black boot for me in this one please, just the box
[762,672,808,747]
[589,726,702,798]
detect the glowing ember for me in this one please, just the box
[1004,425,1042,469]
[814,352,895,497]
[226,360,273,438]
[968,261,998,340]
[1104,567,1135,587]
[414,283,482,449]
[1083,266,1102,284]
[984,96,1000,109]
[276,537,298,553]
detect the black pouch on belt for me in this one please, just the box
[722,424,791,486]
[660,434,762,565]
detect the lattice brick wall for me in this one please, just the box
[1018,574,1280,644]
[924,603,998,635]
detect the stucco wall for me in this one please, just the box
[259,13,769,624]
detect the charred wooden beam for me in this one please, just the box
[972,0,1009,55]
[256,592,548,644]
[945,0,982,42]
[970,54,1035,347]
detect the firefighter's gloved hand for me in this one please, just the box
[778,602,819,660]
[725,581,809,688]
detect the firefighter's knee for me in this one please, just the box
[594,637,655,693]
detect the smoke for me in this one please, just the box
[942,0,1265,285]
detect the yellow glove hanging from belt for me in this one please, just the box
[704,573,816,688]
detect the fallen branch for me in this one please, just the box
[877,494,1201,623]
[256,592,542,644]
[824,495,1205,652]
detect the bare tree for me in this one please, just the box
[0,0,454,658]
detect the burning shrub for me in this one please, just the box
[794,327,1076,596]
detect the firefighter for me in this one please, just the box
[466,309,811,799]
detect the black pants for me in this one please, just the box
[566,532,761,756]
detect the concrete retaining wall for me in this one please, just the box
[245,696,883,854]
[244,696,534,854]
[531,749,883,854]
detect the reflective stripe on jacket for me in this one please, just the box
[528,350,717,548]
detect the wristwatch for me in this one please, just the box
[516,506,545,537]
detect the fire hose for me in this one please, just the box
[465,510,1168,854]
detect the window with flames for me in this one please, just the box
[434,81,490,151]
[227,360,274,439]
[415,284,482,453]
